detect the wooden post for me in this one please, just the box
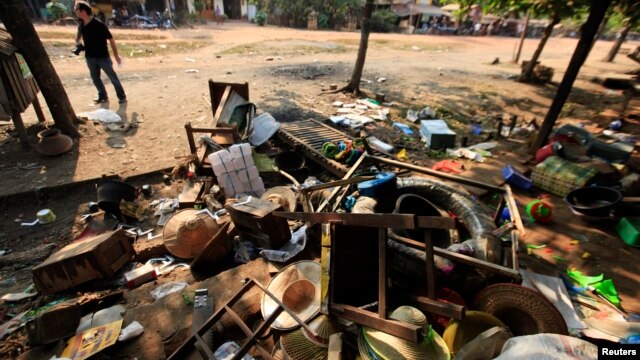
[10,109,30,148]
[378,227,387,319]
[424,229,436,300]
[531,0,612,152]
[31,95,45,123]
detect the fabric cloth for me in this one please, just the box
[78,18,112,58]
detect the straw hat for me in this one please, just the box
[280,315,340,360]
[362,306,451,360]
[472,284,568,336]
[442,311,505,355]
[163,209,219,259]
[261,261,321,330]
[357,331,376,360]
[261,186,297,212]
[453,326,512,360]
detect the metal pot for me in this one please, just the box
[565,186,622,217]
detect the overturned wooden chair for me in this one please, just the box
[184,80,250,175]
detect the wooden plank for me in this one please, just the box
[224,305,253,337]
[5,59,27,110]
[504,185,526,238]
[209,80,248,118]
[378,228,387,319]
[415,216,457,229]
[169,280,258,359]
[212,85,232,128]
[301,176,376,193]
[235,306,283,360]
[389,233,521,280]
[194,333,215,359]
[424,230,436,300]
[403,295,465,320]
[1,59,22,109]
[330,304,422,343]
[317,153,367,212]
[276,213,452,230]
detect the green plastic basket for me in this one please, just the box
[616,217,640,247]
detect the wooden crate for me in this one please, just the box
[32,229,135,295]
[225,197,290,249]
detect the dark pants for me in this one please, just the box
[86,57,126,100]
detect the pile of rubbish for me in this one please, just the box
[1,81,638,360]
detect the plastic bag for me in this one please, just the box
[150,282,188,301]
[118,321,144,342]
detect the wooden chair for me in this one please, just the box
[184,80,249,175]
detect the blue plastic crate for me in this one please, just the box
[502,165,532,190]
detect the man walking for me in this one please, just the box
[74,1,126,104]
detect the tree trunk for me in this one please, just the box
[513,9,530,64]
[31,0,42,20]
[342,0,374,95]
[589,13,609,55]
[604,19,631,63]
[519,17,559,83]
[0,0,79,137]
[532,0,612,152]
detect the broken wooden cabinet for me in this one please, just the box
[225,197,290,249]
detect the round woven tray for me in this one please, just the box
[472,284,568,336]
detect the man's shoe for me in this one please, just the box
[118,98,127,104]
[93,97,108,104]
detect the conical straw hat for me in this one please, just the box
[302,315,341,347]
[261,261,321,330]
[280,327,327,360]
[442,311,505,355]
[357,330,376,360]
[363,306,451,360]
[163,209,219,259]
[262,186,297,212]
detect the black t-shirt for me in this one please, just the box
[78,17,112,58]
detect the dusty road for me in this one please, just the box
[2,21,638,196]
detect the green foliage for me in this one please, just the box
[370,9,396,33]
[46,1,69,21]
[193,0,205,13]
[255,11,267,26]
[318,13,329,29]
[268,0,363,29]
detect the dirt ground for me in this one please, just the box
[1,21,640,359]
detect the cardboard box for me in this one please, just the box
[420,119,456,149]
[26,302,81,345]
[32,229,135,295]
[124,263,157,289]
